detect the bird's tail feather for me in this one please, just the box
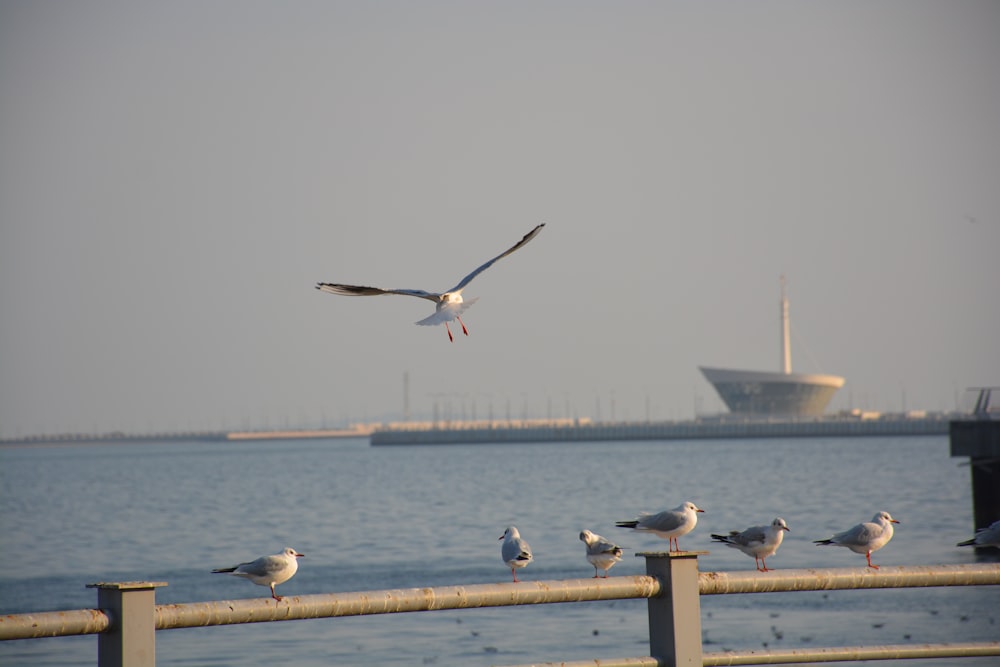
[415,298,479,326]
[615,520,639,529]
[211,567,237,573]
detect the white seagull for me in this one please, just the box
[579,529,624,578]
[957,520,1000,549]
[211,547,304,600]
[814,511,899,569]
[711,517,790,572]
[500,526,533,582]
[615,501,705,552]
[316,223,545,342]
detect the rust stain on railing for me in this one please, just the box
[154,576,661,630]
[0,608,110,641]
[698,563,1000,595]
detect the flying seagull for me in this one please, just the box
[316,223,545,341]
[814,511,898,569]
[616,501,705,552]
[711,517,790,572]
[211,547,304,601]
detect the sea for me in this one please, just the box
[1,434,997,666]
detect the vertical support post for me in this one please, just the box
[87,582,167,667]
[641,551,705,667]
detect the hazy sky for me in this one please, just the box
[2,1,998,437]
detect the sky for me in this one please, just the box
[1,1,998,437]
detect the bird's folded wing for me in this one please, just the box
[738,527,767,546]
[640,511,682,531]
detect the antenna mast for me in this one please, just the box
[780,275,791,374]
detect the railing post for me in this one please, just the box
[87,581,167,667]
[641,551,705,667]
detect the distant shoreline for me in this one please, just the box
[1,413,969,447]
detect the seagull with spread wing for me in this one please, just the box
[316,223,545,341]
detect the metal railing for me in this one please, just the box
[2,553,998,667]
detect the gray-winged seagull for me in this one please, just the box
[316,224,545,341]
[500,526,533,582]
[212,547,304,600]
[711,517,790,571]
[616,501,704,552]
[814,511,898,569]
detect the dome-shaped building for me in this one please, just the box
[701,278,844,417]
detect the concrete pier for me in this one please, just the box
[950,419,1000,533]
[950,388,1000,536]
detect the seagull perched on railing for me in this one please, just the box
[712,517,790,572]
[814,511,898,569]
[957,520,1000,548]
[500,526,533,582]
[211,547,304,601]
[316,223,545,342]
[616,501,704,552]
[579,529,624,578]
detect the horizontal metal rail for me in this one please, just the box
[501,643,1000,667]
[0,608,110,640]
[4,564,998,640]
[0,576,659,639]
[698,563,1000,594]
[700,642,1000,665]
[155,575,659,629]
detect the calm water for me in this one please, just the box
[1,435,997,666]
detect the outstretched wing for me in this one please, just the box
[447,223,545,293]
[316,283,440,302]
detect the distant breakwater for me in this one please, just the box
[2,416,958,447]
[370,416,952,445]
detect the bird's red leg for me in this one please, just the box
[760,557,769,572]
[867,552,879,569]
[511,568,519,582]
[271,584,282,601]
[457,315,469,336]
[445,322,454,342]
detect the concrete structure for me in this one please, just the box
[701,277,844,417]
[699,366,845,417]
[950,387,1000,537]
